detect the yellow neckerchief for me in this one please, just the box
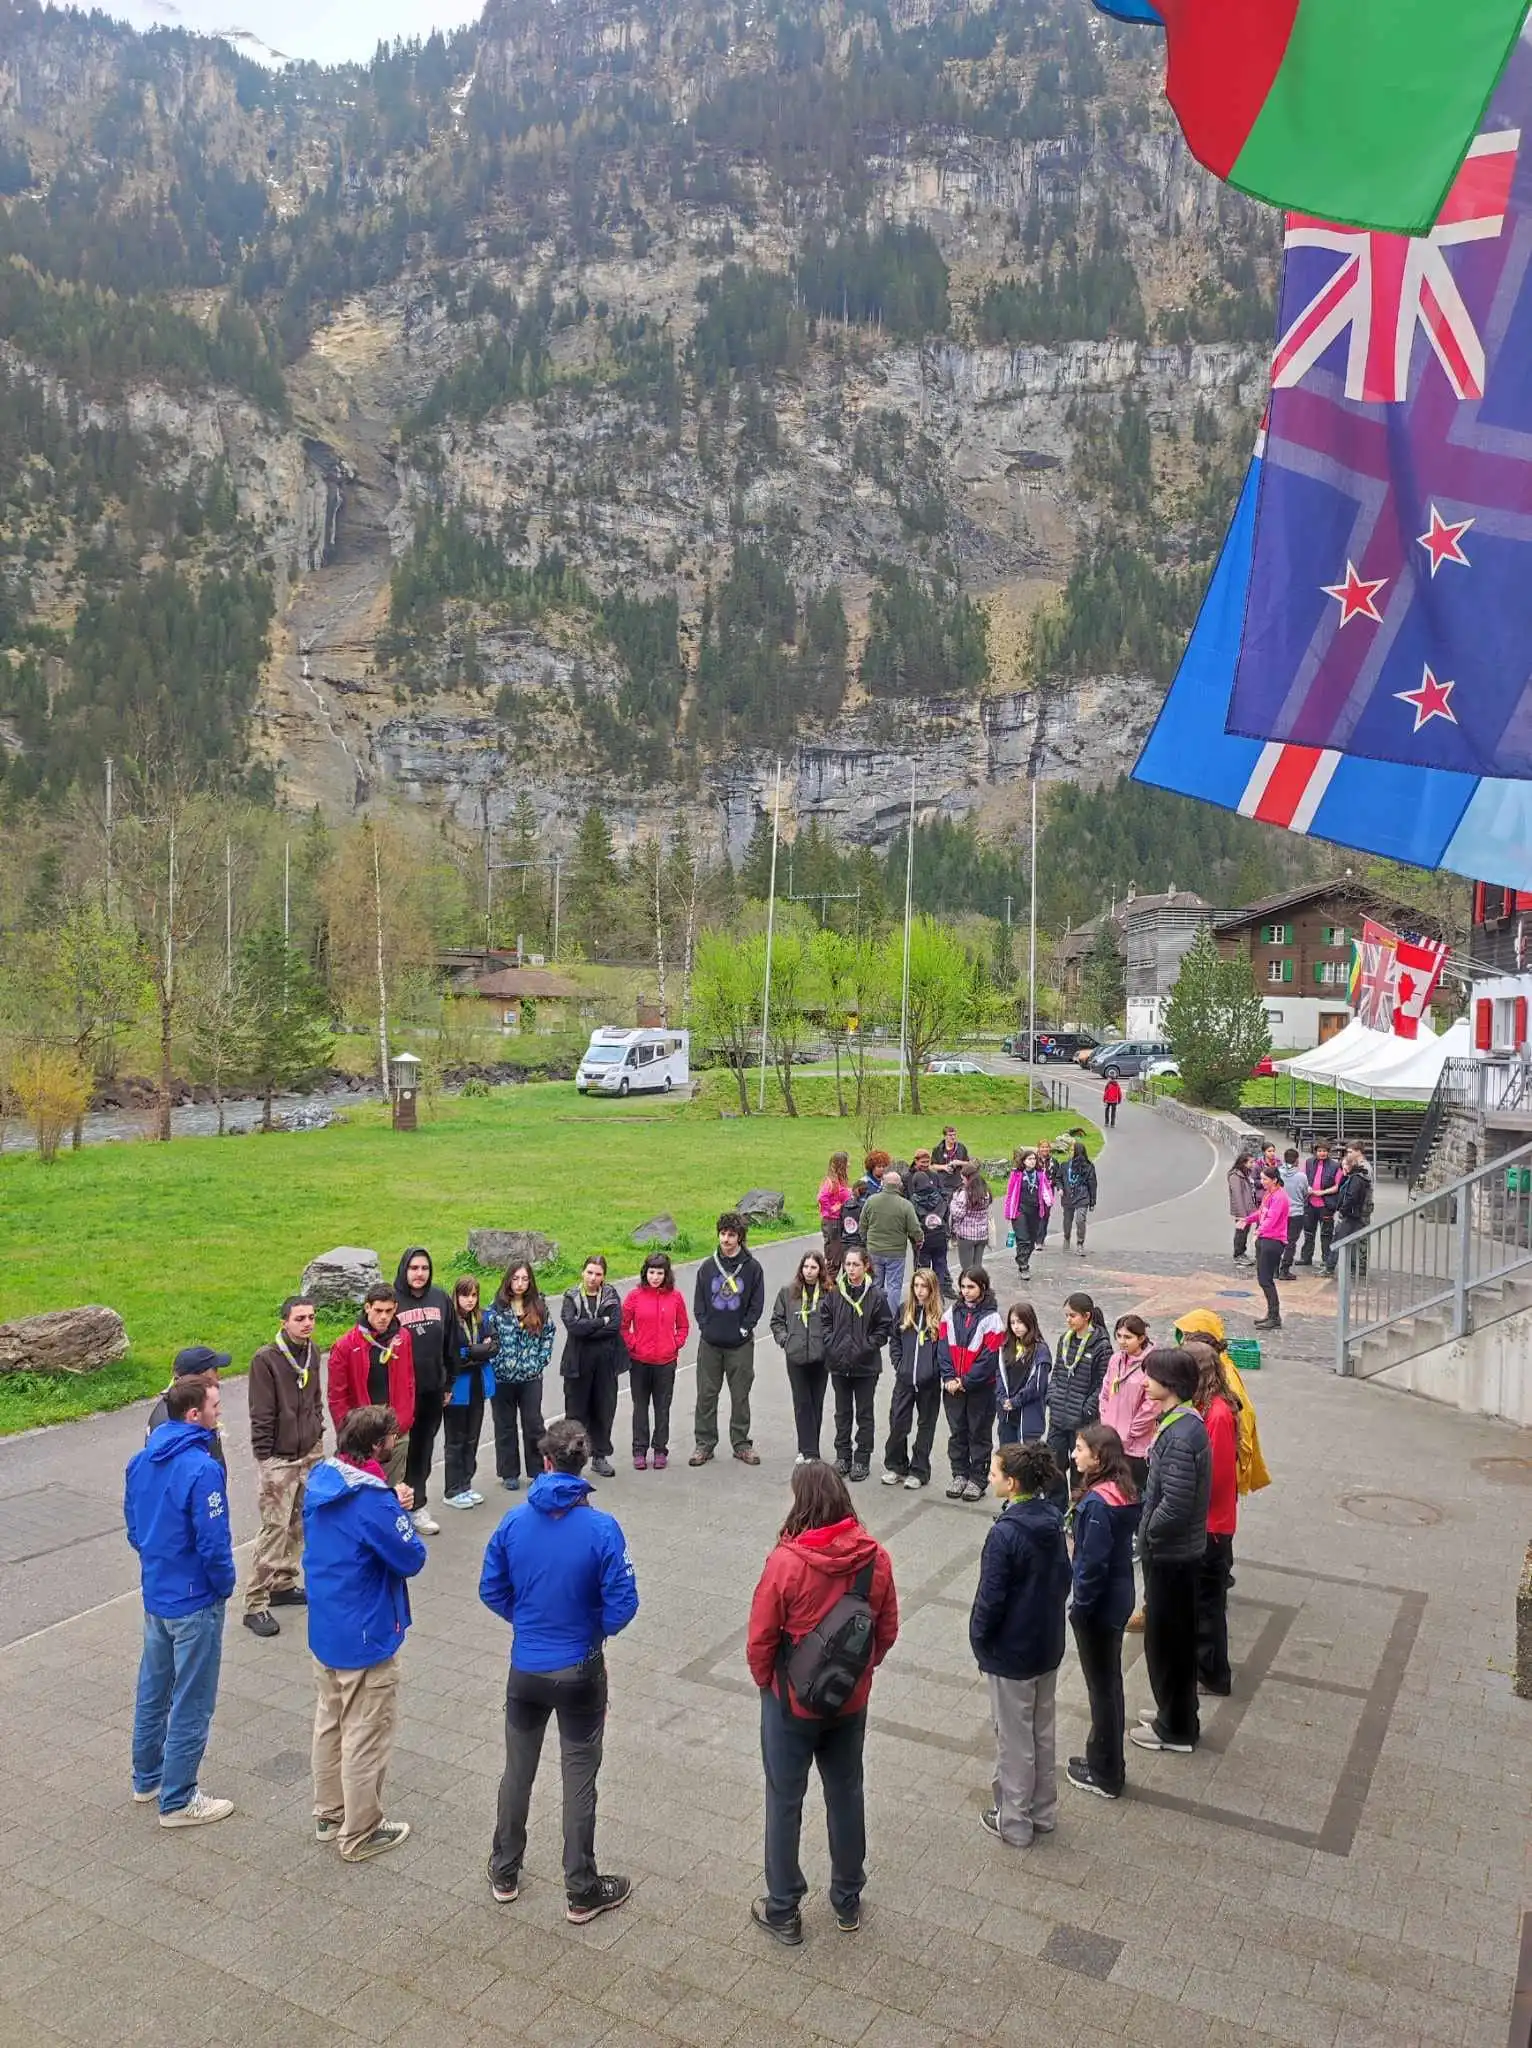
[714,1253,743,1298]
[276,1330,313,1387]
[798,1284,821,1327]
[1155,1400,1196,1435]
[998,1334,1034,1398]
[838,1272,869,1317]
[1107,1347,1143,1397]
[363,1327,395,1366]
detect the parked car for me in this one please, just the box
[1084,1041,1129,1071]
[926,1057,986,1076]
[1093,1040,1174,1080]
[1019,1031,1099,1064]
[1146,1056,1181,1078]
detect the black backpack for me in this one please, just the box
[781,1562,877,1717]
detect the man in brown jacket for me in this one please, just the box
[244,1296,325,1640]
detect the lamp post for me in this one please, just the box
[389,1051,422,1131]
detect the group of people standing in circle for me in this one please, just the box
[1226,1137,1375,1333]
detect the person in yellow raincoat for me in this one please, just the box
[1173,1309,1271,1497]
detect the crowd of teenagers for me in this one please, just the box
[1226,1139,1375,1331]
[125,1167,1270,1930]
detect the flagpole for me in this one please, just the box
[758,761,782,1113]
[1027,774,1038,1091]
[898,763,916,1113]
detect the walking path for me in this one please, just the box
[0,1091,1526,2047]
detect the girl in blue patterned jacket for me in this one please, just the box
[485,1261,553,1492]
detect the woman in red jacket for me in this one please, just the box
[1190,1342,1240,1697]
[746,1463,899,1946]
[620,1252,690,1472]
[325,1284,416,1496]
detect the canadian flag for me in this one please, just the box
[1392,935,1449,1040]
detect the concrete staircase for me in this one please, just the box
[1352,1268,1532,1380]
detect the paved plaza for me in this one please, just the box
[0,1089,1527,2047]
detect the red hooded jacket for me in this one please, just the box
[1204,1393,1238,1537]
[746,1518,899,1718]
[620,1284,690,1366]
[327,1322,416,1437]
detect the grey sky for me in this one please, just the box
[105,0,486,68]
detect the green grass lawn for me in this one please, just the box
[0,1076,1087,1434]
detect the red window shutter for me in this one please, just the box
[1473,882,1487,925]
[1476,998,1494,1050]
[1515,892,1532,914]
[1516,997,1528,1048]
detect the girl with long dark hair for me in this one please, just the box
[485,1261,551,1492]
[995,1301,1051,1447]
[560,1255,625,1479]
[948,1161,994,1274]
[620,1251,689,1471]
[1066,1422,1141,1801]
[818,1153,854,1280]
[881,1266,944,1488]
[770,1250,832,1463]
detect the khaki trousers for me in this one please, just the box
[312,1654,400,1857]
[245,1449,321,1613]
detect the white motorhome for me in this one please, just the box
[576,1027,690,1097]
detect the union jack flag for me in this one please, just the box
[1273,133,1519,404]
[1352,920,1399,1031]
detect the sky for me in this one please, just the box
[105,0,487,68]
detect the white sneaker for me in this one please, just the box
[880,1469,901,1486]
[794,1453,808,1466]
[443,1493,475,1511]
[412,1509,440,1535]
[903,1474,924,1490]
[159,1791,234,1829]
[132,1786,160,1805]
[466,1490,484,1505]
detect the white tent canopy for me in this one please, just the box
[1334,1017,1471,1100]
[1279,1017,1436,1087]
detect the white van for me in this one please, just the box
[576,1027,690,1097]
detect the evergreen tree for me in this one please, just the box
[1164,929,1271,1110]
[241,926,335,1129]
[566,805,620,957]
[1080,919,1126,1032]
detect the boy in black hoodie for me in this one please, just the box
[393,1247,456,1535]
[691,1213,766,1467]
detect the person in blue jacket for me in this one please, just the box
[124,1371,236,1828]
[304,1404,429,1862]
[995,1302,1051,1448]
[1066,1423,1142,1802]
[969,1439,1071,1849]
[442,1274,498,1509]
[480,1415,639,1925]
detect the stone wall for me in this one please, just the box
[1368,1306,1532,1429]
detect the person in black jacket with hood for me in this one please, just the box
[1130,1348,1211,1758]
[881,1267,944,1488]
[560,1256,625,1478]
[1047,1294,1110,1503]
[970,1440,1071,1848]
[822,1246,893,1482]
[394,1247,456,1535]
[769,1251,831,1463]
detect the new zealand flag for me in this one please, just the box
[1225,38,1532,777]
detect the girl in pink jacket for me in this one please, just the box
[1099,1313,1157,1483]
[1003,1149,1053,1279]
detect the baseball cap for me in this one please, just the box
[173,1344,231,1377]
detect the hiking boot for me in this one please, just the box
[591,1456,615,1478]
[159,1791,234,1829]
[945,1478,966,1499]
[567,1874,632,1924]
[733,1445,761,1465]
[751,1897,803,1946]
[689,1447,713,1466]
[1067,1757,1119,1800]
[834,1458,852,1477]
[315,1816,341,1843]
[243,1610,279,1639]
[962,1480,984,1501]
[342,1819,411,1861]
[849,1459,870,1482]
[269,1586,307,1607]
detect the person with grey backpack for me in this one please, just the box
[745,1464,899,1946]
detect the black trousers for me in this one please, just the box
[943,1383,996,1483]
[628,1363,675,1457]
[760,1694,866,1917]
[1232,1224,1250,1259]
[1299,1210,1334,1265]
[1143,1555,1200,1747]
[492,1380,546,1483]
[1196,1533,1234,1694]
[404,1386,444,1511]
[1326,1215,1369,1279]
[563,1360,619,1460]
[1013,1211,1045,1271]
[442,1382,486,1497]
[832,1374,877,1465]
[883,1376,940,1481]
[1255,1237,1282,1321]
[1045,1423,1076,1511]
[1070,1612,1126,1795]
[1278,1211,1305,1278]
[1103,1100,1117,1127]
[785,1359,828,1459]
[490,1655,607,1899]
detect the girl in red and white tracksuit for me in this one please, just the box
[937,1267,1005,1500]
[620,1252,690,1470]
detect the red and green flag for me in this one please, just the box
[1092,0,1530,234]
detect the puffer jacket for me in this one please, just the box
[770,1284,829,1368]
[1139,1405,1211,1564]
[1048,1324,1110,1433]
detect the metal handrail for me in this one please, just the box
[1337,1133,1532,1377]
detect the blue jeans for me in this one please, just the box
[132,1602,226,1813]
[870,1254,905,1315]
[760,1694,867,1916]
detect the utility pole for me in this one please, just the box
[283,841,291,945]
[224,836,233,992]
[552,855,562,962]
[758,762,783,1113]
[372,831,389,1096]
[898,764,916,1112]
[104,756,115,915]
[1028,777,1038,1083]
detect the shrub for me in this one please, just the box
[13,1048,91,1164]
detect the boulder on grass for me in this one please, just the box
[632,1214,679,1247]
[301,1247,383,1306]
[0,1306,128,1376]
[736,1188,786,1222]
[468,1229,558,1271]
